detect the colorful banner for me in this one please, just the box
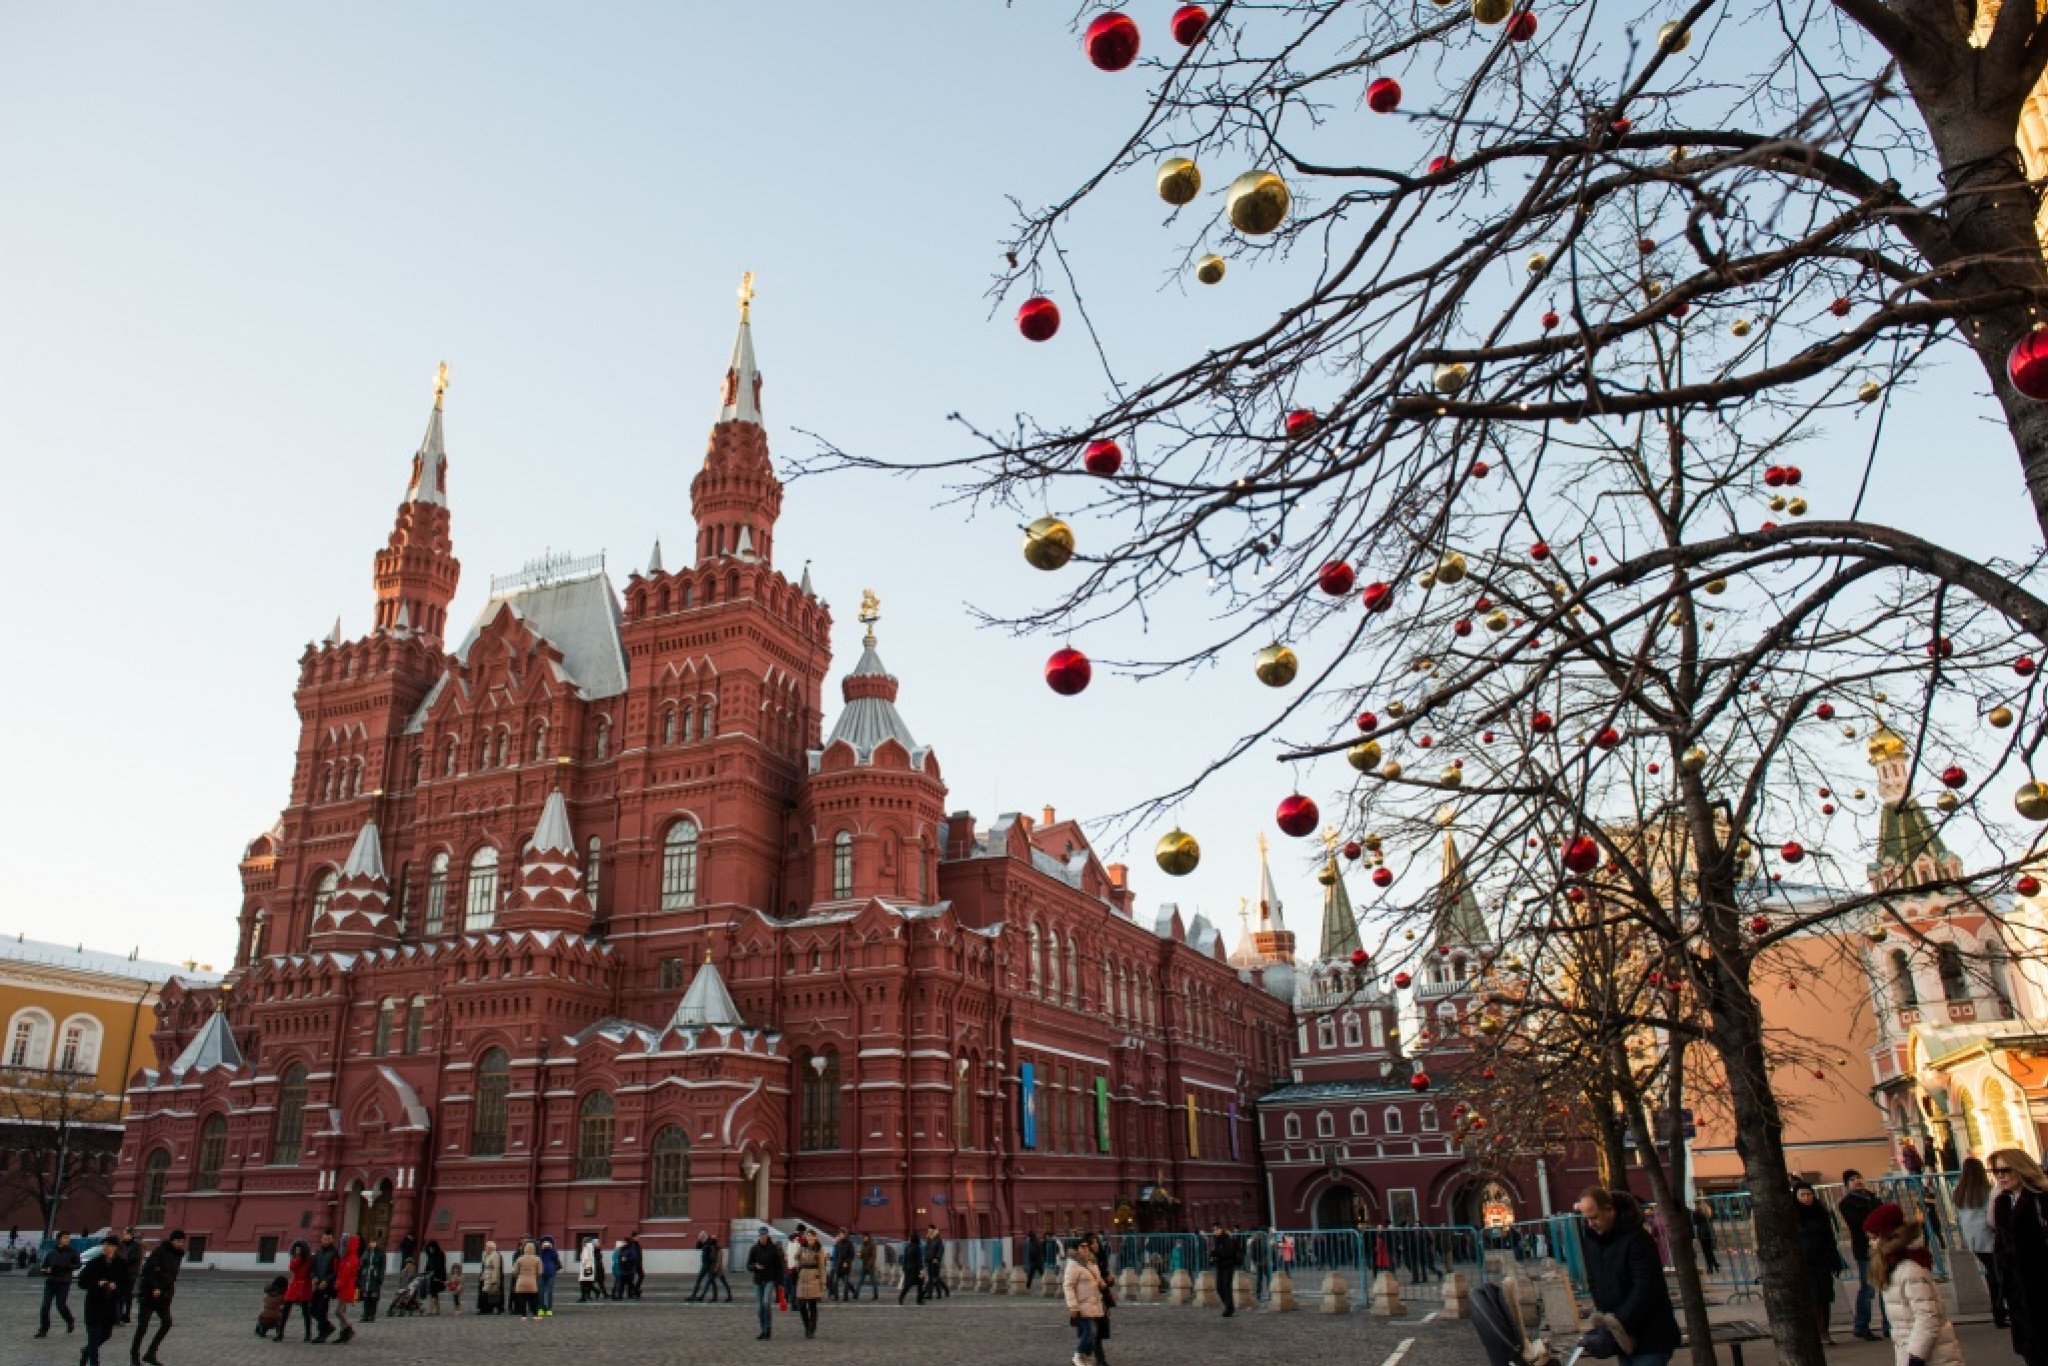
[1096,1076,1110,1153]
[1228,1101,1240,1160]
[1186,1094,1200,1158]
[1020,1061,1038,1149]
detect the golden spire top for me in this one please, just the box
[858,588,881,645]
[1257,831,1269,857]
[433,360,450,411]
[738,271,756,322]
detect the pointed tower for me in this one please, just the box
[372,362,462,644]
[692,273,785,567]
[1317,851,1365,963]
[1868,725,1965,890]
[309,820,399,949]
[498,786,595,933]
[1250,832,1298,961]
[1436,831,1491,948]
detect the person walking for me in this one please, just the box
[1249,1229,1270,1300]
[477,1240,504,1315]
[1796,1182,1846,1345]
[898,1230,926,1305]
[1576,1189,1682,1366]
[1865,1202,1962,1366]
[537,1235,560,1317]
[115,1230,141,1326]
[924,1224,950,1300]
[829,1229,853,1302]
[856,1233,880,1300]
[689,1232,727,1302]
[623,1232,644,1300]
[332,1235,360,1343]
[308,1231,339,1342]
[511,1240,542,1320]
[283,1240,317,1341]
[746,1228,787,1340]
[37,1229,81,1338]
[1691,1200,1720,1276]
[1062,1234,1109,1366]
[609,1240,626,1300]
[423,1239,448,1315]
[80,1233,124,1366]
[1025,1230,1043,1289]
[1840,1169,1890,1341]
[794,1229,827,1339]
[1211,1224,1241,1317]
[1957,1157,2005,1329]
[128,1229,184,1366]
[360,1240,385,1323]
[1994,1147,2048,1366]
[579,1238,599,1302]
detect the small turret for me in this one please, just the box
[499,786,595,933]
[308,820,399,949]
[372,362,462,644]
[692,274,783,567]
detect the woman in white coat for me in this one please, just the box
[1867,1201,1964,1366]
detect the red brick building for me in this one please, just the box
[110,289,1296,1269]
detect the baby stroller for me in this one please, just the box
[384,1268,434,1318]
[1473,1282,1560,1366]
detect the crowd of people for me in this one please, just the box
[22,1225,186,1366]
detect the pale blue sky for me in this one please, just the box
[0,3,2030,969]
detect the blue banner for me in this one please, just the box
[1020,1061,1038,1149]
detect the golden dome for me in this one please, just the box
[1867,725,1908,766]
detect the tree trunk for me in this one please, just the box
[1616,1055,1717,1366]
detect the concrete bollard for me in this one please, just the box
[977,1265,994,1293]
[1008,1264,1028,1295]
[1195,1270,1221,1308]
[1139,1267,1163,1304]
[1268,1269,1298,1312]
[1118,1267,1139,1304]
[1539,1267,1582,1334]
[1234,1269,1255,1311]
[1369,1270,1406,1317]
[1042,1265,1063,1297]
[1440,1270,1471,1320]
[1168,1268,1194,1305]
[1320,1270,1351,1314]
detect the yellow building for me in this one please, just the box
[0,934,220,1239]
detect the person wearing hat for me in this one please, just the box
[1865,1201,1962,1366]
[130,1229,185,1366]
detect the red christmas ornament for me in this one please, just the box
[1819,788,1831,798]
[2018,656,2038,677]
[1410,1072,1431,1092]
[1507,10,1538,40]
[1821,803,1835,815]
[1357,710,1379,733]
[1587,554,1600,565]
[1362,581,1395,613]
[1611,118,1632,134]
[1647,762,1660,774]
[1044,647,1093,695]
[1563,835,1600,873]
[1670,302,1689,320]
[1780,841,1805,864]
[1276,793,1320,836]
[1595,727,1621,750]
[1750,916,1770,933]
[1928,637,1954,659]
[1471,459,1490,478]
[1083,439,1123,476]
[2010,329,2048,401]
[1372,867,1394,887]
[1531,710,1554,734]
[1367,77,1402,113]
[1394,972,1412,989]
[1637,237,1656,256]
[1318,561,1357,596]
[1565,886,1587,903]
[1169,3,1209,45]
[1760,521,1778,531]
[1417,735,1434,749]
[1541,310,1559,330]
[1531,541,1550,560]
[1816,702,1835,720]
[2019,874,2042,897]
[1017,296,1061,341]
[1285,409,1320,439]
[1782,466,1802,485]
[1764,465,1787,487]
[1453,619,1473,637]
[1350,948,1369,966]
[1428,154,1456,174]
[1482,1068,1496,1080]
[1343,840,1363,860]
[1084,12,1142,70]
[1829,296,1852,318]
[1482,731,1496,743]
[1941,764,1968,790]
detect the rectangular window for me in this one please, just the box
[257,1237,279,1265]
[585,838,602,910]
[404,1006,423,1056]
[461,1233,485,1265]
[425,864,448,935]
[1316,1019,1335,1049]
[832,836,853,899]
[660,958,686,991]
[465,863,498,931]
[1370,1014,1385,1048]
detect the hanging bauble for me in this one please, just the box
[1595,727,1621,749]
[1347,739,1383,771]
[2020,874,2042,897]
[1255,644,1299,686]
[1357,710,1379,733]
[1657,20,1692,50]
[1485,609,1510,631]
[1083,439,1124,476]
[1816,702,1835,720]
[1364,832,1383,852]
[1928,636,1955,659]
[1343,840,1363,860]
[1349,949,1371,968]
[1991,706,2016,729]
[1226,170,1291,235]
[1507,10,1539,39]
[1285,409,1320,439]
[1156,157,1202,206]
[1563,835,1600,873]
[1780,841,1805,863]
[2018,656,2038,677]
[1531,540,1551,560]
[1763,465,1787,487]
[1702,577,1727,596]
[1017,297,1062,341]
[2010,328,2048,401]
[1541,310,1560,330]
[1531,710,1554,734]
[1936,791,1961,813]
[1750,915,1770,934]
[1830,296,1852,318]
[1022,516,1076,570]
[1453,618,1473,637]
[1084,12,1142,70]
[1410,1072,1431,1092]
[1428,154,1456,173]
[1195,254,1227,284]
[1940,764,1968,790]
[1155,827,1202,876]
[1865,924,1888,943]
[1040,646,1096,697]
[1170,3,1210,43]
[1318,561,1356,596]
[1732,318,1753,337]
[1528,252,1549,274]
[1387,701,1407,718]
[1381,760,1403,779]
[1372,867,1394,887]
[1859,381,1883,403]
[1787,497,1808,516]
[1276,793,1320,836]
[1436,551,1468,584]
[1433,362,1471,393]
[1783,465,1802,485]
[1367,77,1402,113]
[1362,581,1395,613]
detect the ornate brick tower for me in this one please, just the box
[372,364,461,644]
[691,273,783,567]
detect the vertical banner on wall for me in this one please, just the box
[1096,1076,1111,1153]
[1020,1061,1038,1150]
[1228,1101,1240,1161]
[1186,1094,1200,1158]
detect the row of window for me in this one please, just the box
[4,1010,102,1075]
[1280,1105,1438,1141]
[1886,943,1995,1009]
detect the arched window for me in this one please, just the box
[1420,1103,1439,1131]
[310,869,338,928]
[424,852,450,935]
[1342,1014,1363,1048]
[1891,949,1918,1007]
[832,831,853,899]
[1283,1113,1302,1141]
[373,1000,396,1055]
[55,1016,101,1074]
[1939,943,1971,1003]
[681,706,694,742]
[139,1148,171,1225]
[404,996,426,1054]
[1047,935,1064,1006]
[1066,933,1080,1003]
[471,1048,511,1156]
[1384,1106,1404,1134]
[663,708,678,745]
[1316,1110,1336,1139]
[1956,1086,1984,1155]
[800,1049,841,1150]
[1985,1077,2019,1145]
[955,1063,974,1145]
[648,1125,691,1217]
[577,1091,615,1179]
[594,717,611,760]
[1350,1108,1370,1136]
[662,821,700,909]
[585,837,602,908]
[193,1114,228,1191]
[272,1064,309,1165]
[1028,925,1043,994]
[700,702,714,738]
[464,847,499,931]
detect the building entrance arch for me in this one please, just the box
[1450,1177,1517,1229]
[343,1177,395,1247]
[1313,1182,1371,1229]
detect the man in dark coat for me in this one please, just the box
[1836,1170,1889,1340]
[129,1229,185,1366]
[1023,1230,1042,1288]
[116,1229,142,1324]
[79,1234,124,1366]
[308,1231,338,1342]
[359,1239,385,1322]
[37,1229,81,1337]
[1576,1190,1681,1366]
[923,1225,949,1299]
[745,1229,787,1340]
[898,1231,927,1304]
[1211,1225,1241,1317]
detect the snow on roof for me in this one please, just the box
[0,935,222,987]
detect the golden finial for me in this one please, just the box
[858,589,881,643]
[433,360,450,410]
[704,945,715,965]
[738,271,756,321]
[1321,826,1339,852]
[1257,831,1269,858]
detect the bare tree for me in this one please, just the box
[0,1067,117,1242]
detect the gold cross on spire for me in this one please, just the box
[738,271,756,321]
[433,360,450,411]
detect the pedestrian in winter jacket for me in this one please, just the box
[1840,1170,1892,1340]
[579,1237,600,1301]
[746,1230,787,1340]
[79,1235,124,1365]
[1575,1189,1682,1366]
[1062,1240,1109,1366]
[538,1236,561,1315]
[1866,1202,1963,1366]
[284,1241,318,1340]
[898,1234,926,1305]
[794,1231,826,1338]
[332,1234,361,1342]
[129,1229,185,1366]
[1796,1183,1846,1344]
[309,1231,338,1341]
[477,1240,504,1314]
[360,1239,386,1322]
[35,1229,80,1337]
[1994,1147,2048,1366]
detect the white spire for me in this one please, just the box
[1256,831,1286,932]
[734,525,755,559]
[717,272,763,425]
[394,601,412,633]
[648,539,664,575]
[327,617,342,646]
[799,561,814,595]
[341,821,386,881]
[670,954,745,1028]
[408,362,451,506]
[532,788,576,856]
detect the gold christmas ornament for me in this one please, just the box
[1991,706,2016,729]
[1418,570,1437,589]
[1471,0,1512,23]
[1155,828,1202,876]
[1440,765,1464,788]
[1227,171,1291,235]
[1528,252,1549,274]
[2017,781,2048,822]
[1156,157,1203,206]
[1936,791,1961,813]
[1387,701,1408,718]
[1348,739,1384,771]
[1382,760,1404,780]
[1853,788,1867,800]
[1704,578,1727,595]
[1195,254,1227,285]
[1658,20,1692,51]
[1769,495,1788,512]
[1858,381,1883,403]
[1022,516,1075,570]
[1681,746,1708,771]
[1731,319,1753,337]
[1787,498,1808,516]
[1436,552,1469,584]
[1864,924,1888,943]
[1255,644,1300,687]
[1486,610,1510,631]
[1433,362,1471,394]
[1843,725,1858,738]
[1644,279,1665,300]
